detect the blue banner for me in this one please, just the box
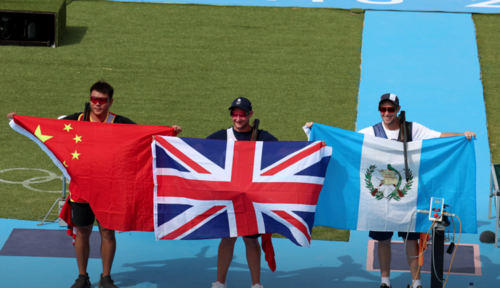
[113,0,500,14]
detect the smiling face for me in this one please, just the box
[90,90,113,122]
[379,100,400,128]
[231,107,253,132]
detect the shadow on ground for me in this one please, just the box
[102,246,379,288]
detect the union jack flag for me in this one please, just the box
[152,136,332,247]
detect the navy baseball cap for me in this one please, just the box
[379,93,399,107]
[228,97,252,111]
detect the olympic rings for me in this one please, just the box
[0,168,69,193]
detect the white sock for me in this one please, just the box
[413,279,421,287]
[381,277,391,287]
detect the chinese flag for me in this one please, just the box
[10,115,177,231]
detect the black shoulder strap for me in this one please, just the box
[397,121,413,142]
[372,123,388,139]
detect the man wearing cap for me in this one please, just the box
[305,93,475,288]
[207,97,277,288]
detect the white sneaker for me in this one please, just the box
[212,281,227,288]
[251,284,264,288]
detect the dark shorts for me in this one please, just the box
[369,231,420,241]
[243,234,261,239]
[71,202,96,226]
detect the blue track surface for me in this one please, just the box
[111,0,500,14]
[0,219,376,288]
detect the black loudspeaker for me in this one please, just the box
[0,11,56,47]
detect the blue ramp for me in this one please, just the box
[357,10,496,286]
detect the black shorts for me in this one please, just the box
[243,234,261,239]
[71,202,96,226]
[369,231,420,241]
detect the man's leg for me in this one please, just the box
[242,236,261,285]
[398,232,422,286]
[98,224,116,277]
[405,239,420,281]
[74,225,93,275]
[378,238,392,278]
[370,231,393,287]
[216,237,237,284]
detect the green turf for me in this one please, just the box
[0,0,65,13]
[474,14,500,164]
[0,1,364,241]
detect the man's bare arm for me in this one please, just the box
[440,131,476,140]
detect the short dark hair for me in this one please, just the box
[90,79,114,99]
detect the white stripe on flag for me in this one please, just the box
[357,135,422,232]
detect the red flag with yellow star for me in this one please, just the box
[10,115,177,231]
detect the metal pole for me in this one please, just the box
[496,193,499,248]
[490,167,493,219]
[62,175,66,198]
[401,111,409,181]
[37,198,60,225]
[431,224,445,288]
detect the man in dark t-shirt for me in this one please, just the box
[208,97,277,288]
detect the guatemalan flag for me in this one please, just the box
[152,136,332,247]
[307,123,477,234]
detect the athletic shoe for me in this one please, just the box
[380,284,391,288]
[71,274,90,288]
[212,281,227,288]
[416,286,423,288]
[251,284,264,288]
[98,274,118,288]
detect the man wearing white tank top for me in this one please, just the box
[305,93,475,288]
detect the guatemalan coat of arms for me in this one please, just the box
[365,164,413,201]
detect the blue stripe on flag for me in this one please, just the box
[155,145,190,172]
[181,137,227,169]
[309,124,364,230]
[416,136,477,234]
[157,204,192,227]
[295,156,331,177]
[182,211,231,239]
[261,141,312,170]
[262,213,301,247]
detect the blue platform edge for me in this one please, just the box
[110,0,500,14]
[1,219,499,287]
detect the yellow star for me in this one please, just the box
[63,124,73,132]
[73,135,82,143]
[63,161,68,167]
[34,125,53,143]
[71,150,81,160]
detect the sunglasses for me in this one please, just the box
[379,106,396,113]
[90,96,110,105]
[230,111,249,118]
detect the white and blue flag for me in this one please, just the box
[307,123,477,234]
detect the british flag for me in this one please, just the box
[152,136,332,247]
